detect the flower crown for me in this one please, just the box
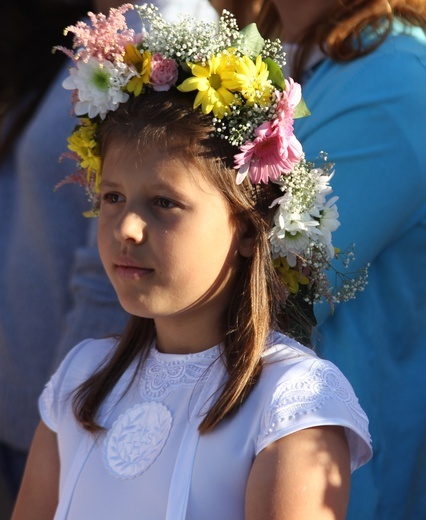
[58,3,368,310]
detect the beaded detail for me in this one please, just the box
[261,360,370,438]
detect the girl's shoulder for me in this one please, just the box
[261,331,323,373]
[39,337,119,431]
[55,337,118,386]
[262,331,316,361]
[260,332,360,402]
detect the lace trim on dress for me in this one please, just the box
[261,360,370,439]
[139,345,220,401]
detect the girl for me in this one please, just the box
[12,4,371,519]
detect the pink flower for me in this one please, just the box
[273,79,302,143]
[235,122,283,184]
[58,4,136,63]
[150,54,178,91]
[234,118,303,185]
[276,78,302,122]
[234,78,304,185]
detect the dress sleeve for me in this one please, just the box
[38,338,101,432]
[256,358,372,473]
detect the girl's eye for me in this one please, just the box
[102,192,124,204]
[155,197,178,209]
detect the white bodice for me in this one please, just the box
[40,333,372,520]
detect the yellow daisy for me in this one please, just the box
[235,54,273,106]
[124,45,152,97]
[67,118,101,190]
[177,53,241,118]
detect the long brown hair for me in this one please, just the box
[255,0,426,81]
[73,90,314,435]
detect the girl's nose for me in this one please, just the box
[114,212,146,244]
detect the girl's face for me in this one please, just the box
[98,142,250,353]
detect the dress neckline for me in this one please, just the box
[150,342,221,363]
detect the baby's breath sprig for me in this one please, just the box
[216,102,276,147]
[136,4,239,63]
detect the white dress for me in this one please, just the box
[39,332,372,520]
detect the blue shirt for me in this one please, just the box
[295,23,426,519]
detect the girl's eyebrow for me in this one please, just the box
[99,178,188,198]
[99,180,121,190]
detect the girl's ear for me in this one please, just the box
[237,220,256,258]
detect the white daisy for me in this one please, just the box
[63,58,135,119]
[316,197,340,258]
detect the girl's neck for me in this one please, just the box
[154,313,225,355]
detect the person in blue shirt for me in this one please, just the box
[214,0,426,518]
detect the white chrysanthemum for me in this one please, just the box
[305,169,340,258]
[63,57,135,119]
[315,196,340,258]
[268,163,341,266]
[270,228,311,266]
[312,168,334,202]
[269,193,320,265]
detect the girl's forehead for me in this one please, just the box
[102,144,222,195]
[105,135,199,163]
[103,142,194,173]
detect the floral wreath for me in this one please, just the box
[57,3,368,309]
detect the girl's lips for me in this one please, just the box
[115,265,154,280]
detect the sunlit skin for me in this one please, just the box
[97,141,251,354]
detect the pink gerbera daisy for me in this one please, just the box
[234,78,304,185]
[235,121,285,184]
[275,78,302,122]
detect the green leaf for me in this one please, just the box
[238,23,265,58]
[264,58,285,89]
[293,97,311,119]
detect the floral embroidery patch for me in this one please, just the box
[103,401,172,479]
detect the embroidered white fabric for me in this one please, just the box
[39,333,372,520]
[261,360,368,437]
[139,345,219,401]
[103,401,173,479]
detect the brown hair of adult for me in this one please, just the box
[255,0,426,81]
[72,90,314,435]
